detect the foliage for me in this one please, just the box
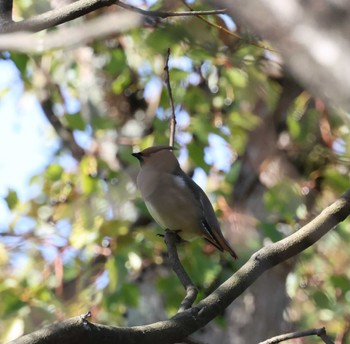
[1,1,350,342]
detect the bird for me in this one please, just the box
[132,145,238,259]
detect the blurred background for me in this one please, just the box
[1,0,350,343]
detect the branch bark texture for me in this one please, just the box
[0,0,224,35]
[0,11,142,52]
[1,0,117,33]
[11,190,350,344]
[164,230,198,312]
[259,327,334,344]
[164,48,177,148]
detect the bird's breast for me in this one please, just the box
[142,173,202,239]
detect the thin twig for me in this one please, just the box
[117,1,226,18]
[164,230,198,312]
[181,0,276,52]
[181,0,240,39]
[164,48,177,147]
[259,327,334,344]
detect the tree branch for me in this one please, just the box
[0,0,13,24]
[0,3,223,52]
[1,0,118,33]
[0,0,225,34]
[11,190,350,344]
[117,1,226,19]
[36,71,85,161]
[259,327,334,344]
[0,11,142,52]
[40,96,85,161]
[164,230,198,312]
[181,0,275,52]
[164,48,177,147]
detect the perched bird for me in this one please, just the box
[132,146,237,259]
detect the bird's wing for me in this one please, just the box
[181,172,238,259]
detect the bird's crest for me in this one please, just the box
[139,146,176,157]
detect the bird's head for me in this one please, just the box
[132,146,179,173]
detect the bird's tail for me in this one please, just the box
[205,237,238,259]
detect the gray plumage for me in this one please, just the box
[132,146,237,259]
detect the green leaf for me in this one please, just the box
[46,164,64,181]
[313,291,331,309]
[5,189,18,210]
[156,275,183,314]
[187,47,213,61]
[1,290,26,316]
[145,25,187,51]
[324,168,350,192]
[118,283,139,307]
[183,88,210,114]
[79,156,99,195]
[91,116,116,130]
[225,162,241,184]
[106,257,119,292]
[80,175,99,195]
[330,275,350,293]
[225,68,248,88]
[105,49,127,75]
[187,141,209,173]
[80,155,97,176]
[190,117,210,143]
[228,111,261,131]
[10,53,29,76]
[167,68,189,82]
[264,181,303,222]
[182,240,221,287]
[112,70,131,95]
[63,112,85,131]
[260,222,284,242]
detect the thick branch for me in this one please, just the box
[0,0,117,33]
[0,11,142,52]
[0,0,224,34]
[12,190,350,344]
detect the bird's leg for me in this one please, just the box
[158,230,187,242]
[164,229,198,312]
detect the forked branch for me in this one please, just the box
[0,0,225,34]
[11,190,350,344]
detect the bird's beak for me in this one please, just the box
[132,152,142,161]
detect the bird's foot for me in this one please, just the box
[164,229,187,244]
